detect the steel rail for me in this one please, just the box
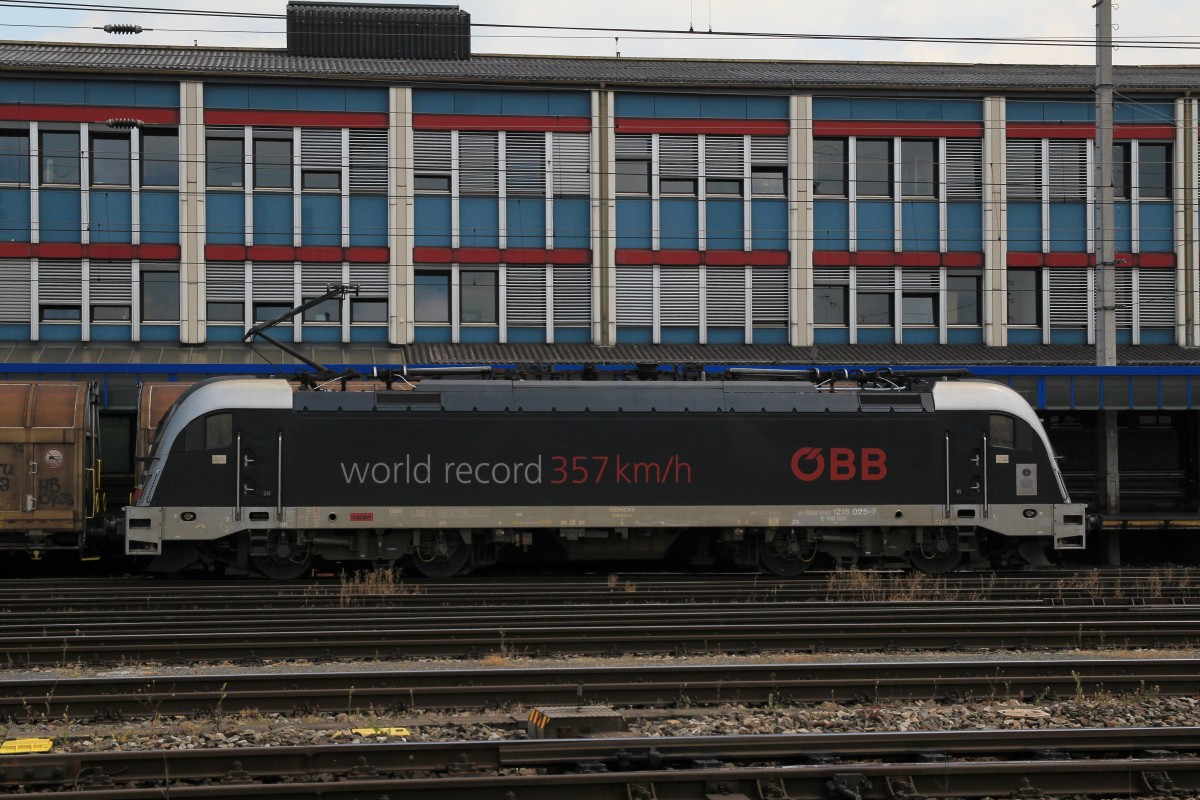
[2,728,1197,795]
[1,657,1198,721]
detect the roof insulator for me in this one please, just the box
[103,24,143,34]
[105,118,144,129]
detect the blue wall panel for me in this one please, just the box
[459,197,500,247]
[460,325,499,343]
[414,325,453,343]
[653,94,702,118]
[745,96,789,118]
[616,326,653,344]
[813,97,981,121]
[40,323,82,341]
[1007,202,1041,252]
[207,325,245,342]
[1114,202,1133,252]
[248,85,299,111]
[1007,100,1093,122]
[752,328,788,344]
[344,87,388,113]
[349,326,388,343]
[300,85,346,112]
[553,198,590,248]
[500,92,549,116]
[554,327,591,344]
[902,327,939,344]
[414,89,587,116]
[302,326,341,343]
[140,324,179,342]
[1049,328,1088,344]
[707,327,744,345]
[1141,328,1174,344]
[615,93,655,117]
[0,187,30,241]
[947,201,983,251]
[707,198,743,250]
[253,193,293,245]
[948,327,984,344]
[1048,202,1087,252]
[814,327,850,344]
[901,200,939,251]
[1114,103,1175,123]
[33,80,85,105]
[140,190,179,244]
[548,93,590,116]
[508,327,547,344]
[39,188,81,243]
[206,192,245,245]
[452,90,504,115]
[751,199,788,250]
[813,200,850,250]
[615,198,652,248]
[349,196,388,246]
[506,197,546,248]
[205,84,249,109]
[1139,202,1173,252]
[134,82,179,107]
[413,89,454,114]
[1008,328,1042,345]
[0,78,34,103]
[414,195,452,247]
[89,190,132,243]
[90,324,131,341]
[857,327,895,344]
[301,194,341,246]
[662,326,699,344]
[857,200,894,250]
[660,198,698,249]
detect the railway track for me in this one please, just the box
[1,657,1197,721]
[3,728,1197,797]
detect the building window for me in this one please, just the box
[141,131,178,188]
[901,294,936,325]
[1138,142,1171,198]
[302,296,340,322]
[301,170,339,191]
[254,138,292,189]
[207,302,243,322]
[856,139,892,197]
[91,305,131,322]
[414,174,450,192]
[460,270,497,324]
[660,177,696,195]
[813,139,846,196]
[947,275,980,325]
[141,268,179,321]
[1007,269,1040,326]
[90,133,130,186]
[351,298,387,322]
[814,285,848,325]
[0,129,30,184]
[206,137,243,188]
[900,139,936,197]
[253,302,291,322]
[40,305,81,321]
[615,159,650,194]
[706,178,743,196]
[1112,142,1132,199]
[856,292,893,325]
[40,130,80,185]
[414,271,450,323]
[750,167,785,196]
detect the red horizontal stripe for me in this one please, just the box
[813,120,984,138]
[615,248,655,265]
[548,248,591,265]
[138,244,181,261]
[295,246,342,263]
[37,242,84,259]
[205,244,246,261]
[1136,252,1176,268]
[248,245,295,262]
[0,242,32,258]
[345,247,390,263]
[503,248,548,264]
[705,250,747,266]
[412,246,452,263]
[658,249,701,265]
[87,243,135,260]
[0,105,178,125]
[414,114,589,132]
[813,250,851,266]
[854,251,896,267]
[205,109,387,128]
[455,247,501,263]
[1044,252,1090,267]
[746,251,789,266]
[897,251,940,267]
[942,251,984,268]
[1007,252,1043,267]
[1008,123,1175,140]
[616,118,788,135]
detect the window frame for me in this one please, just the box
[1006,268,1042,327]
[89,132,131,187]
[900,138,937,198]
[460,269,498,324]
[0,128,30,184]
[140,130,179,188]
[946,274,981,326]
[140,268,180,322]
[414,270,451,324]
[855,291,894,326]
[39,129,81,186]
[813,284,849,325]
[813,138,847,197]
[615,159,651,195]
[205,136,244,189]
[855,138,893,198]
[253,137,293,190]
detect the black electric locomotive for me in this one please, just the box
[126,374,1087,578]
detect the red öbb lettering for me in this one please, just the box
[790,447,887,481]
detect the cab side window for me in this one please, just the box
[178,413,233,452]
[990,414,1015,449]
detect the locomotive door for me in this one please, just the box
[0,442,25,514]
[945,424,987,519]
[234,422,283,521]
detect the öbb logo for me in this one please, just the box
[790,447,887,482]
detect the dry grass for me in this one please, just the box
[823,568,987,602]
[335,567,424,607]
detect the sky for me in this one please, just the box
[1,0,1198,66]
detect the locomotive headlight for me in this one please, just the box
[1022,509,1037,518]
[181,511,197,522]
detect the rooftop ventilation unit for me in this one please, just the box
[286,2,470,60]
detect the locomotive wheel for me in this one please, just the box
[249,549,314,580]
[411,531,472,579]
[759,531,817,577]
[909,530,962,575]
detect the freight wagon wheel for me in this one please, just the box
[411,531,472,579]
[759,531,817,577]
[909,530,962,575]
